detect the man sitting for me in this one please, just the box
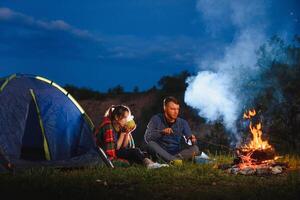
[144,96,199,163]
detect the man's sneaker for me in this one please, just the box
[147,162,169,169]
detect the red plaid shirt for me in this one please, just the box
[94,117,117,160]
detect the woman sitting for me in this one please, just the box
[94,105,168,169]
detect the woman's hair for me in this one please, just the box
[104,105,130,121]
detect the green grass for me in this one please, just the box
[0,154,299,200]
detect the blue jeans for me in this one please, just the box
[146,141,199,162]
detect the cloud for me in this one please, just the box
[0,7,32,21]
[0,7,108,62]
[0,7,100,41]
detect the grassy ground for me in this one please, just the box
[0,154,299,200]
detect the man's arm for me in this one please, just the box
[144,116,162,143]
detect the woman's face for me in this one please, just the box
[116,111,129,127]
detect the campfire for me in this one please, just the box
[221,109,288,175]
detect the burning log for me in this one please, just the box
[234,148,276,164]
[249,148,275,161]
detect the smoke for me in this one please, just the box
[185,71,239,132]
[185,0,270,142]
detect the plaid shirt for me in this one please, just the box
[95,117,117,160]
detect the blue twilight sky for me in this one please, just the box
[0,0,299,92]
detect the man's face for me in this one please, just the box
[164,102,179,121]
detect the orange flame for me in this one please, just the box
[243,109,256,119]
[242,109,272,150]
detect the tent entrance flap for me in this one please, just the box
[20,89,51,161]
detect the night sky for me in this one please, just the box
[0,0,299,92]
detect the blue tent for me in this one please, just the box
[0,74,113,173]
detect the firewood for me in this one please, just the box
[250,149,275,161]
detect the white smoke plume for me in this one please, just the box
[185,0,269,142]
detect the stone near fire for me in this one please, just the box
[239,167,256,175]
[230,167,240,175]
[256,167,270,175]
[271,166,283,174]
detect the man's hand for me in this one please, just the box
[161,128,173,135]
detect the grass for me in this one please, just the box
[0,154,299,200]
